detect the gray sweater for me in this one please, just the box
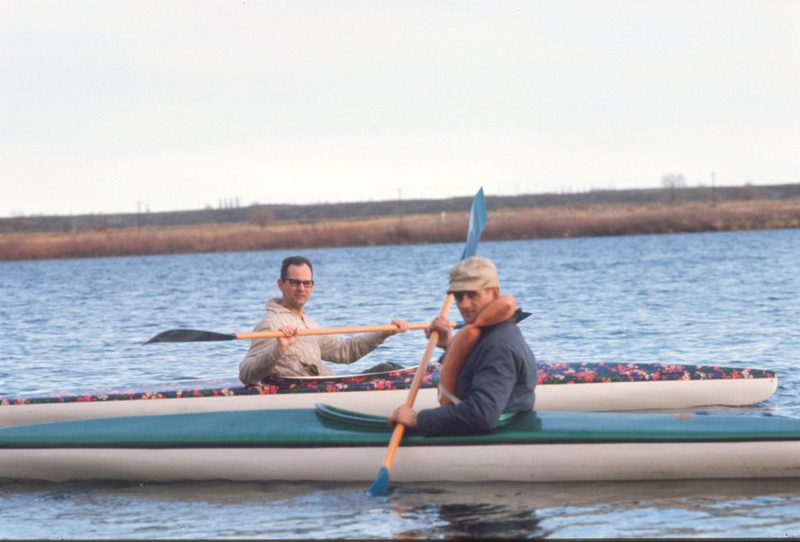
[416,319,536,436]
[238,298,386,383]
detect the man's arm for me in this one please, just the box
[415,343,519,436]
[238,314,302,384]
[317,319,408,364]
[316,332,385,364]
[239,336,283,384]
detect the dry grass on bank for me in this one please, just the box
[484,198,800,240]
[2,198,800,262]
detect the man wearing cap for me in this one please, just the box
[389,256,537,436]
[239,255,409,383]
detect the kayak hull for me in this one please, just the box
[3,441,800,483]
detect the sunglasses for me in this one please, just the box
[453,291,482,302]
[281,278,315,288]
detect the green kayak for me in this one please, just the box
[1,405,799,483]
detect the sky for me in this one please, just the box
[1,1,798,218]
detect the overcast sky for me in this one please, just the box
[1,1,798,217]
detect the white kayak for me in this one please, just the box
[0,362,777,428]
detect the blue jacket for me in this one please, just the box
[416,318,536,436]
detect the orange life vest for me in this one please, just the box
[438,295,517,406]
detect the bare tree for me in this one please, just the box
[250,207,275,230]
[661,173,687,204]
[740,182,758,201]
[9,214,26,233]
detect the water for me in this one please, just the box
[1,229,800,538]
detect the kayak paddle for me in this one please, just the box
[368,187,488,496]
[144,321,458,345]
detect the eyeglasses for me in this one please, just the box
[453,291,480,302]
[282,278,315,288]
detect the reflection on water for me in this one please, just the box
[396,502,545,539]
[2,479,800,538]
[2,230,800,537]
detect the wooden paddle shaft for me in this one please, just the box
[235,321,455,340]
[382,293,454,469]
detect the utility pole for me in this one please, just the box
[711,172,716,207]
[397,188,403,224]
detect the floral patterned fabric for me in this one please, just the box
[537,362,774,385]
[0,362,775,406]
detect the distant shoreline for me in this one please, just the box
[2,198,799,262]
[4,182,800,234]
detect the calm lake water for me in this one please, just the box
[1,229,800,538]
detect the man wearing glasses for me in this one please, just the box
[239,255,409,383]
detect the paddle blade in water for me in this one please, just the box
[368,466,390,496]
[144,329,237,344]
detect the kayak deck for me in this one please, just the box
[1,406,798,448]
[0,362,775,406]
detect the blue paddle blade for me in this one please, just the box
[368,466,390,496]
[460,187,488,260]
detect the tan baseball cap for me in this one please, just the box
[447,256,500,293]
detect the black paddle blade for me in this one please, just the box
[144,329,237,344]
[513,309,532,324]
